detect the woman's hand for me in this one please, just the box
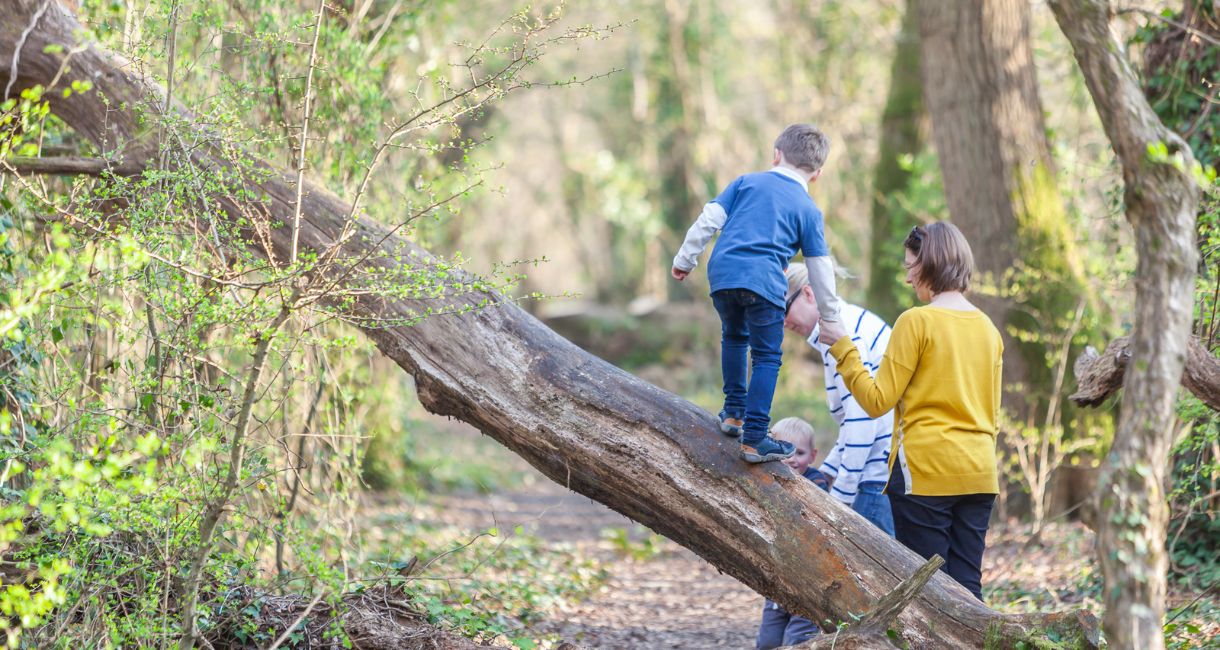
[818,317,847,346]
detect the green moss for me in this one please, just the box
[1004,162,1115,446]
[983,617,1098,650]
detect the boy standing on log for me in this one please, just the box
[672,123,843,463]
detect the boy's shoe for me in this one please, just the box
[719,414,744,437]
[740,437,795,464]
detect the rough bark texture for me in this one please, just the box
[866,0,925,324]
[1050,2,1201,649]
[0,2,1098,647]
[916,0,1082,418]
[800,556,944,649]
[1072,336,1220,411]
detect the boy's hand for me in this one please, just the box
[671,267,690,281]
[818,317,847,345]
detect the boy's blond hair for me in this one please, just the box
[784,261,850,305]
[771,417,814,450]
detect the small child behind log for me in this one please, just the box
[755,417,829,650]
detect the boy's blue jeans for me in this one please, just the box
[711,289,784,444]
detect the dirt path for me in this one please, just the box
[396,422,1217,649]
[426,475,761,649]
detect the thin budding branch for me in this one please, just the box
[292,0,327,265]
[178,294,298,650]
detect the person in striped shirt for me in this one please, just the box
[783,265,895,536]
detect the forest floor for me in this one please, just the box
[415,474,758,648]
[361,420,1219,649]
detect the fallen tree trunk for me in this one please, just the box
[0,2,1097,647]
[1072,336,1220,411]
[800,556,944,649]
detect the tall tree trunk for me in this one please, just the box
[658,0,702,302]
[0,3,1098,647]
[1050,2,1201,649]
[915,0,1087,419]
[866,0,925,324]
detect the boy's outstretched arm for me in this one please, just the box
[804,256,843,322]
[671,202,728,280]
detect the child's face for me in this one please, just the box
[778,434,815,474]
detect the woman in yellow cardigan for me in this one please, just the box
[819,221,1002,601]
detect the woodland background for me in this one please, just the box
[0,0,1216,648]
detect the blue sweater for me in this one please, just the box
[707,171,828,308]
[803,466,831,491]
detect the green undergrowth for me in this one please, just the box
[985,542,1219,650]
[601,525,667,561]
[359,515,607,648]
[1164,598,1220,649]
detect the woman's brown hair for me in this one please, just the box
[904,222,974,294]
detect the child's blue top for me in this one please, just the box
[803,466,831,492]
[707,170,828,308]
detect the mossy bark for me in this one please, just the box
[915,0,1104,428]
[1050,2,1201,648]
[865,0,926,324]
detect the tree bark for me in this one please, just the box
[4,155,141,176]
[803,555,944,649]
[0,2,1098,647]
[866,0,925,324]
[1071,336,1220,412]
[916,0,1087,419]
[657,0,703,302]
[1049,2,1201,649]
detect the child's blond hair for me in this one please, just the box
[771,417,814,450]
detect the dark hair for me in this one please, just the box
[774,124,830,173]
[904,222,974,293]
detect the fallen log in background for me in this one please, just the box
[0,2,1098,647]
[1072,336,1220,411]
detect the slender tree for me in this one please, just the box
[866,0,925,323]
[1051,1,1201,648]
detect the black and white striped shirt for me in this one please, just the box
[809,303,895,505]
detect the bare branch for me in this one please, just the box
[3,0,52,102]
[292,0,327,265]
[1,156,142,176]
[1116,6,1220,48]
